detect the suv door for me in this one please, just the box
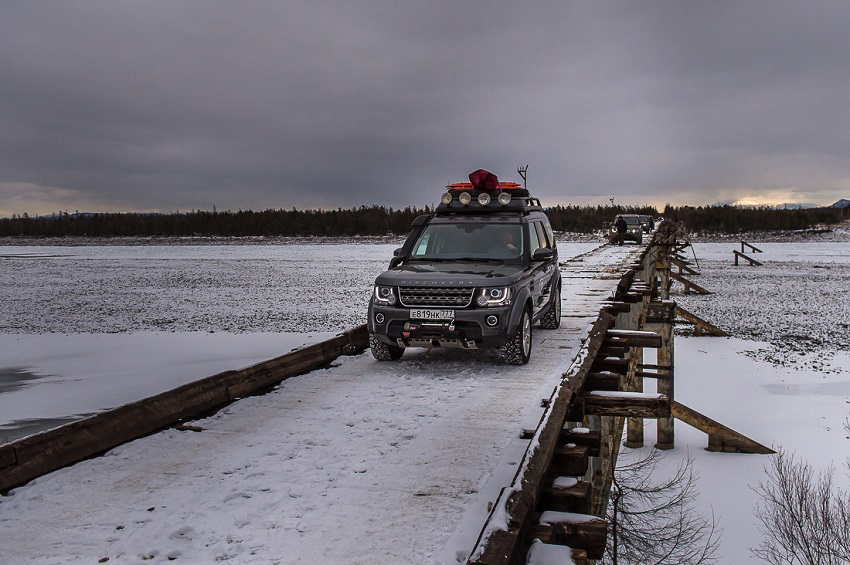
[527,221,551,316]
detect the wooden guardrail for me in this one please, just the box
[0,325,369,493]
[468,312,615,565]
[469,228,671,564]
[733,249,763,266]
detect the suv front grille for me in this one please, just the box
[399,287,475,308]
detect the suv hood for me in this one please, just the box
[375,262,524,287]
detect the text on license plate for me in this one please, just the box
[409,309,454,320]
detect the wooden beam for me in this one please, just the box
[733,250,763,266]
[672,401,775,454]
[585,372,620,391]
[741,240,763,253]
[561,428,602,457]
[669,256,699,275]
[606,329,663,348]
[540,480,592,514]
[675,305,730,337]
[552,445,590,476]
[583,392,670,417]
[534,512,608,559]
[669,272,712,294]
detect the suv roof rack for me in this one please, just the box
[436,188,543,215]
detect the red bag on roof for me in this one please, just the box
[468,169,501,191]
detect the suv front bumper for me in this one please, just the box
[368,302,514,349]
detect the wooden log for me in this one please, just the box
[606,329,662,348]
[552,445,590,477]
[645,300,676,324]
[585,372,620,391]
[0,325,369,493]
[0,444,16,471]
[672,401,775,454]
[733,250,763,266]
[572,548,589,565]
[670,256,699,275]
[601,301,632,313]
[598,345,628,358]
[540,480,592,513]
[583,392,670,418]
[591,357,629,373]
[675,305,730,337]
[561,428,602,457]
[669,272,712,294]
[536,512,608,559]
[656,321,675,450]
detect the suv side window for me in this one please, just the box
[534,222,549,249]
[543,220,556,249]
[527,221,541,257]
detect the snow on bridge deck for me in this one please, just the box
[0,243,643,565]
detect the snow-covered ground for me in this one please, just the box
[1,235,848,563]
[0,239,628,564]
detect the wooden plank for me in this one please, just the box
[0,444,16,470]
[583,392,670,417]
[672,401,775,454]
[733,250,763,266]
[561,428,602,457]
[606,329,662,348]
[540,481,592,514]
[669,272,712,294]
[669,256,699,275]
[675,305,730,337]
[585,372,620,391]
[535,512,608,559]
[591,357,629,373]
[552,445,590,476]
[741,240,763,253]
[0,325,369,493]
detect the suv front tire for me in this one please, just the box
[370,336,404,361]
[501,306,532,365]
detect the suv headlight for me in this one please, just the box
[476,287,511,307]
[374,285,396,306]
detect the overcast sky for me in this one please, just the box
[2,1,850,216]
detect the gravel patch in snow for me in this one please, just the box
[675,243,850,371]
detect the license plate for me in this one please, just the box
[409,309,454,320]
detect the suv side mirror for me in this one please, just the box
[532,248,554,261]
[393,248,402,257]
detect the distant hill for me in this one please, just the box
[830,198,850,208]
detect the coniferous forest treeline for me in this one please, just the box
[0,204,847,238]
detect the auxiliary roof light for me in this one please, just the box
[477,193,491,206]
[498,192,512,206]
[458,192,472,206]
[440,192,453,205]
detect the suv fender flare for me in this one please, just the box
[507,287,534,334]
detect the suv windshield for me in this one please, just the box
[408,222,524,263]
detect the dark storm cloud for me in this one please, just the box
[2,1,850,215]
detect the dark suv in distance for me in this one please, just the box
[608,214,643,244]
[367,172,561,365]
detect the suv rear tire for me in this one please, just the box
[501,306,532,365]
[370,336,404,361]
[539,284,561,329]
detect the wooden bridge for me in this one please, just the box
[0,222,773,563]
